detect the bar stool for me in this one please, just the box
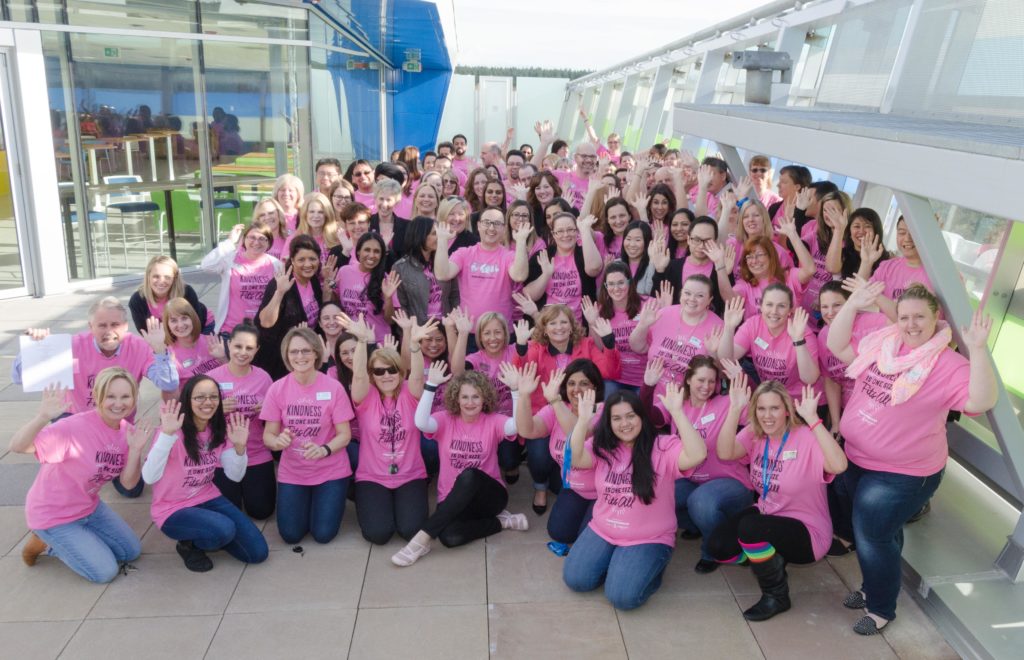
[103,175,165,267]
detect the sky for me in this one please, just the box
[429,0,776,71]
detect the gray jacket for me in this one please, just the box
[392,253,459,321]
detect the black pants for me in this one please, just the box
[422,468,508,547]
[213,461,277,520]
[355,479,429,545]
[706,506,816,565]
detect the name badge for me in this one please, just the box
[688,336,703,348]
[700,413,716,425]
[182,359,195,368]
[219,382,234,391]
[316,391,332,401]
[754,337,770,350]
[782,450,798,461]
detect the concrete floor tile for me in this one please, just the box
[738,591,898,660]
[140,520,179,555]
[351,604,489,660]
[617,593,764,659]
[486,541,603,605]
[89,552,244,619]
[360,537,486,608]
[61,615,220,660]
[657,540,734,599]
[0,620,80,659]
[723,559,847,597]
[880,590,959,660]
[0,556,107,621]
[489,600,627,659]
[0,506,28,556]
[0,463,37,506]
[227,547,367,613]
[207,608,357,660]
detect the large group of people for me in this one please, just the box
[11,117,997,636]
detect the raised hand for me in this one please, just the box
[497,362,521,391]
[724,242,737,269]
[728,373,751,411]
[576,388,597,424]
[540,367,566,403]
[513,319,532,344]
[788,306,809,342]
[737,175,755,197]
[580,296,599,325]
[537,250,553,276]
[159,399,184,435]
[512,224,532,244]
[843,276,885,310]
[795,187,814,211]
[638,298,660,327]
[228,223,245,244]
[721,189,738,213]
[858,234,884,265]
[591,315,613,338]
[275,265,296,295]
[630,192,650,212]
[392,309,414,331]
[347,313,375,343]
[321,254,338,286]
[577,213,598,233]
[513,291,539,318]
[426,360,452,386]
[655,282,674,310]
[961,308,993,351]
[649,234,670,271]
[227,412,250,449]
[703,325,723,355]
[697,164,714,189]
[511,183,528,200]
[382,271,402,298]
[777,215,799,240]
[704,240,727,269]
[25,327,51,341]
[721,358,743,381]
[411,316,440,345]
[382,334,399,351]
[723,296,745,329]
[207,334,226,361]
[537,120,555,142]
[657,381,686,413]
[643,357,664,387]
[37,384,70,420]
[336,226,354,253]
[126,418,155,453]
[435,221,455,244]
[795,384,821,424]
[824,203,849,233]
[517,362,540,395]
[453,307,475,335]
[140,316,166,353]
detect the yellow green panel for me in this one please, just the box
[992,314,1024,399]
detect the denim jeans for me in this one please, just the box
[276,477,350,544]
[161,495,268,564]
[832,460,944,621]
[34,501,141,583]
[675,477,756,560]
[547,489,595,544]
[563,526,673,610]
[525,437,560,493]
[420,433,440,477]
[213,461,277,520]
[603,380,639,400]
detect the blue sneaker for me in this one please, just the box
[547,541,570,557]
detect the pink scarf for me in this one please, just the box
[846,322,951,405]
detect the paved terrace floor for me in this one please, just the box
[0,273,959,659]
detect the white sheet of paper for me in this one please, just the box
[19,334,74,392]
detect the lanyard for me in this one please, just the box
[761,430,789,501]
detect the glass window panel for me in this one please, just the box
[63,0,197,33]
[200,0,308,41]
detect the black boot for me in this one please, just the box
[743,554,790,621]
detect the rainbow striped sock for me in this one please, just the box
[739,541,776,563]
[718,551,747,564]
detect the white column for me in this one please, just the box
[638,63,674,148]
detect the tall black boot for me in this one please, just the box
[743,554,791,621]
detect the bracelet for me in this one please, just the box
[792,338,806,347]
[424,383,439,392]
[322,444,333,457]
[807,419,823,432]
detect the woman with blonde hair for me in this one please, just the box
[437,196,478,252]
[129,255,209,333]
[284,192,338,263]
[163,297,225,392]
[250,197,289,260]
[272,173,304,232]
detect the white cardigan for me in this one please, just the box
[200,239,284,333]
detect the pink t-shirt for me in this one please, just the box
[589,434,688,547]
[394,194,414,221]
[601,234,623,261]
[645,307,724,400]
[207,364,274,465]
[25,410,130,530]
[840,344,969,477]
[149,429,225,528]
[546,253,583,321]
[760,189,783,208]
[451,157,475,179]
[870,257,934,301]
[295,280,319,327]
[537,403,599,499]
[70,333,156,413]
[170,340,223,386]
[267,233,288,260]
[609,309,644,386]
[354,385,426,487]
[737,425,834,561]
[688,188,721,218]
[681,258,715,283]
[800,229,835,313]
[466,346,518,417]
[449,244,517,322]
[224,254,277,333]
[336,265,390,341]
[734,314,820,398]
[260,372,355,486]
[354,190,377,213]
[817,312,889,406]
[655,396,750,485]
[733,269,806,320]
[427,412,514,502]
[552,170,590,209]
[284,212,299,233]
[148,299,168,323]
[423,267,443,319]
[282,233,329,266]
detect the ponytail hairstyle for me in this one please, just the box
[896,283,940,317]
[592,390,658,505]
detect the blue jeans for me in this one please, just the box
[420,433,440,477]
[346,440,360,474]
[563,526,673,610]
[34,501,141,583]
[547,489,594,544]
[161,495,268,564]
[603,380,639,400]
[276,477,350,544]
[675,477,756,560]
[832,460,944,621]
[525,437,560,493]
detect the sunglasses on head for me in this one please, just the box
[371,366,400,376]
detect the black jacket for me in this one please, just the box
[254,276,323,380]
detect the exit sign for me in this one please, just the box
[402,61,422,73]
[103,47,119,58]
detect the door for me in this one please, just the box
[0,51,30,297]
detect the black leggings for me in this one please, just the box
[354,479,429,545]
[706,506,816,565]
[421,468,508,548]
[213,461,277,520]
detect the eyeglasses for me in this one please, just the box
[577,155,598,163]
[745,252,769,262]
[288,348,315,356]
[191,394,220,403]
[332,194,352,202]
[750,167,769,174]
[510,212,531,219]
[605,280,629,289]
[481,220,505,228]
[246,234,269,243]
[689,236,714,246]
[371,366,400,376]
[552,228,577,237]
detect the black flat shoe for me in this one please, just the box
[828,538,855,556]
[532,503,548,515]
[176,540,213,573]
[694,558,719,574]
[504,469,520,485]
[907,501,931,524]
[680,529,702,540]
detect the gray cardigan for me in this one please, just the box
[392,252,459,321]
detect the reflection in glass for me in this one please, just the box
[0,60,26,291]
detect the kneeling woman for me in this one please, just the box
[144,375,269,572]
[710,378,846,621]
[261,327,355,544]
[14,370,151,582]
[393,365,529,566]
[563,387,707,610]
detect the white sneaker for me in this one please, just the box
[391,539,431,567]
[497,510,529,531]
